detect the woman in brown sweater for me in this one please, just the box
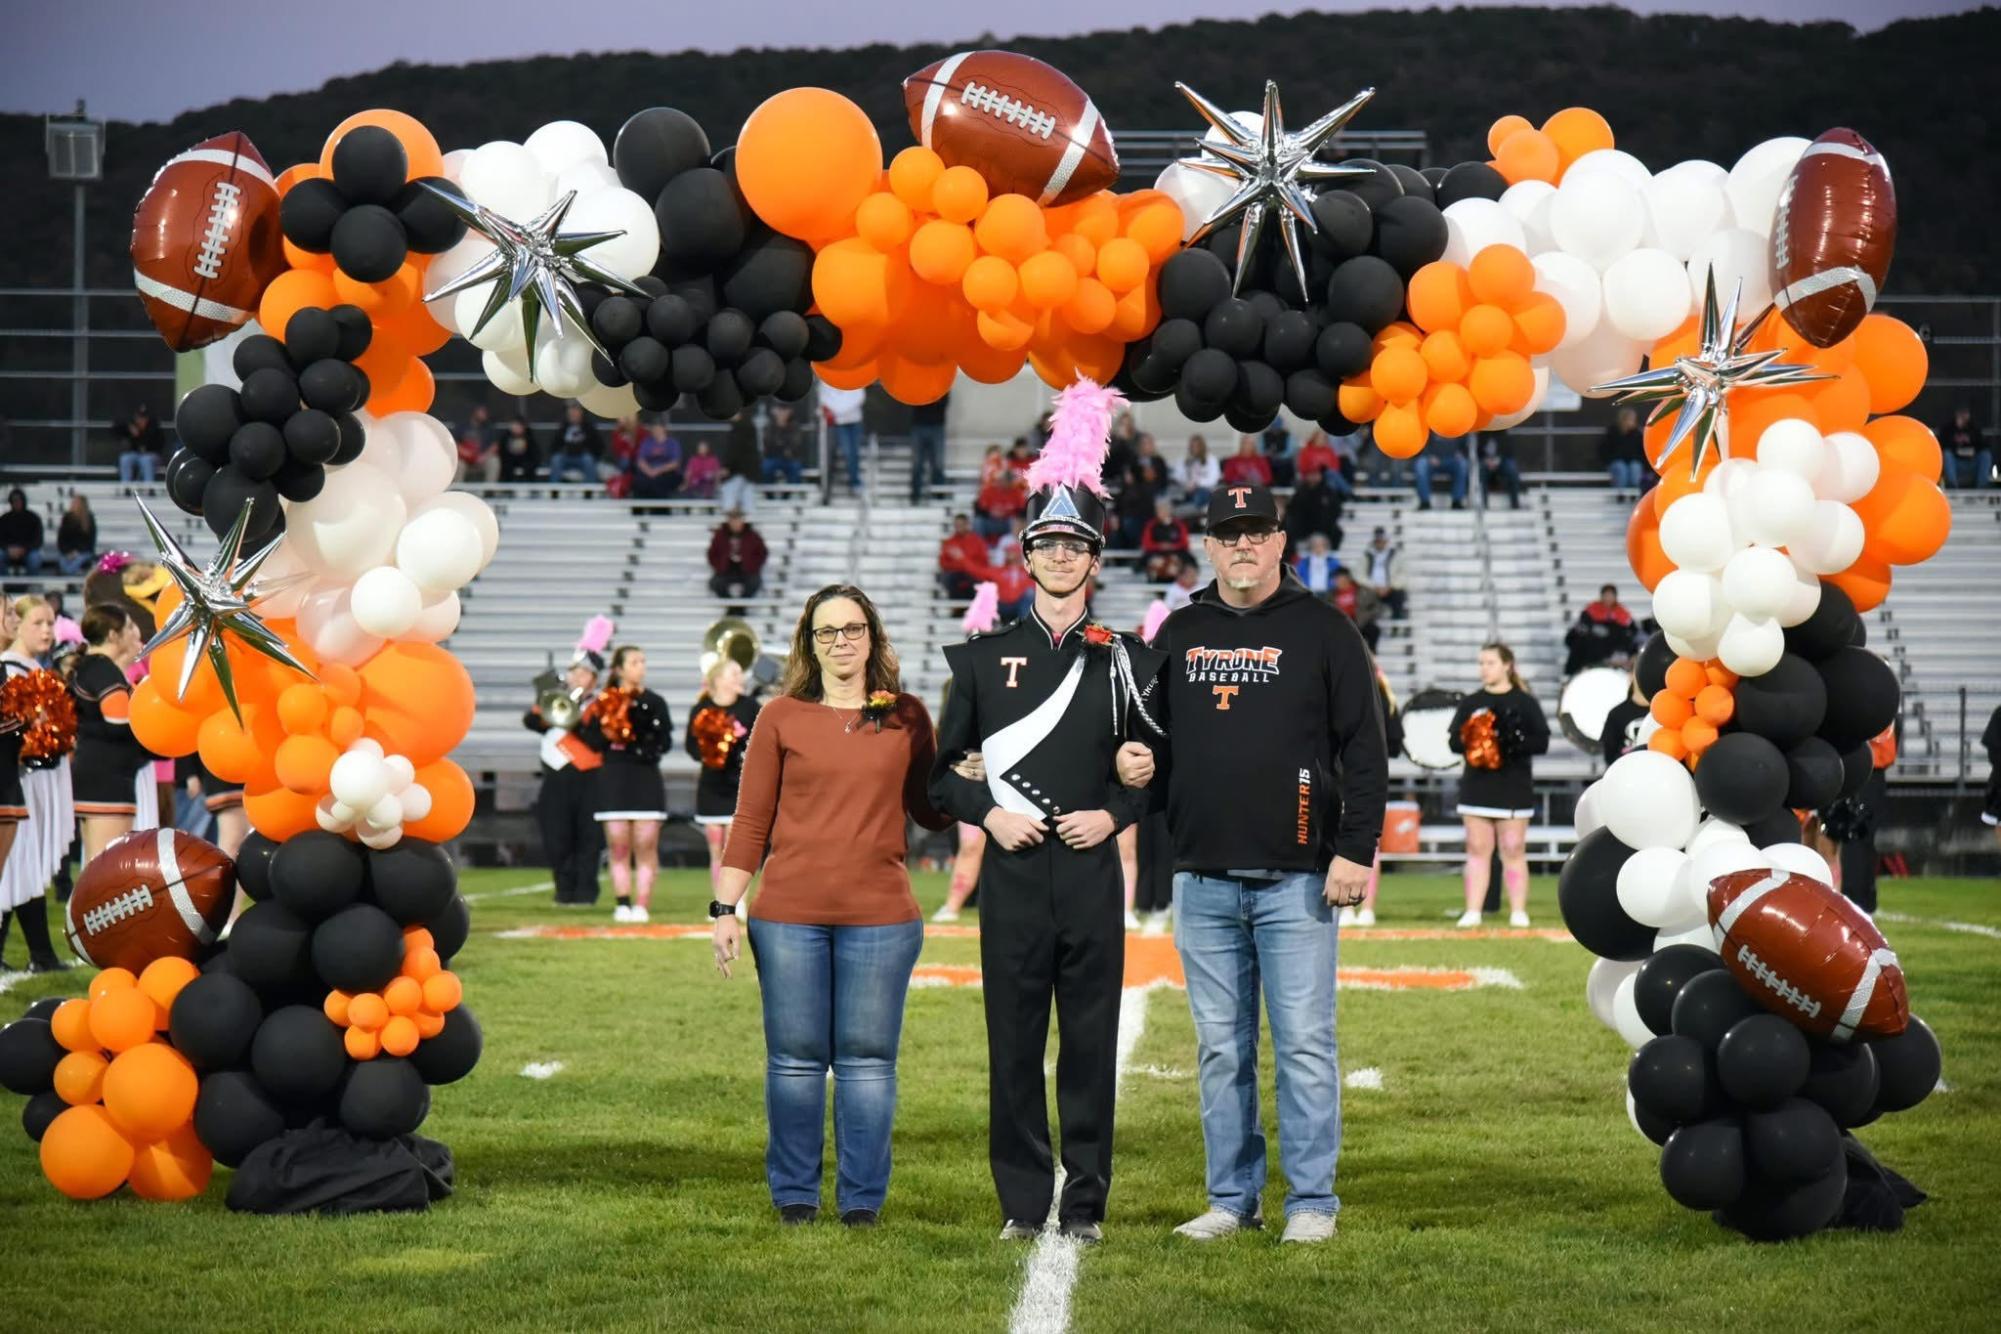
[713,584,952,1228]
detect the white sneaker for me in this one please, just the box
[1338,906,1358,927]
[1355,909,1376,927]
[612,904,634,924]
[1509,910,1531,928]
[630,905,650,924]
[1173,1208,1262,1241]
[1281,1212,1338,1244]
[1124,910,1142,931]
[932,906,961,924]
[1454,910,1482,928]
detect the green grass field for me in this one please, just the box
[2,869,1996,1333]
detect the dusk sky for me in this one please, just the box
[8,0,1978,125]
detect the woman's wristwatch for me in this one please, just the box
[708,900,737,919]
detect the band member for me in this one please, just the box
[686,656,760,911]
[581,644,671,923]
[69,605,154,864]
[525,618,610,906]
[930,382,1164,1244]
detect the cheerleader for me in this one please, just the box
[685,657,760,915]
[581,645,672,923]
[1,595,76,971]
[70,604,155,864]
[1448,642,1549,928]
[0,598,24,964]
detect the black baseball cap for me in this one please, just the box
[1206,482,1280,532]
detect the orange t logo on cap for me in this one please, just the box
[1227,486,1253,509]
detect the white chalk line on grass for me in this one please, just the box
[463,879,556,902]
[519,1061,565,1080]
[1345,1066,1385,1091]
[1877,911,2001,942]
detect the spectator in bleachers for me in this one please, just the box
[1,490,43,575]
[1161,558,1202,613]
[1104,411,1139,499]
[937,512,991,601]
[973,444,1027,541]
[1363,527,1407,620]
[630,419,684,502]
[1116,434,1171,549]
[1261,421,1296,487]
[820,382,867,492]
[682,439,721,499]
[992,545,1033,621]
[57,496,96,576]
[1220,434,1273,489]
[546,402,600,482]
[1141,497,1191,583]
[1601,406,1647,493]
[708,509,768,601]
[909,391,950,505]
[719,412,762,514]
[1563,584,1640,675]
[116,405,164,484]
[1293,532,1341,597]
[499,416,543,482]
[1939,405,1992,489]
[1331,568,1382,651]
[762,402,808,486]
[1295,429,1340,482]
[1413,434,1468,511]
[1176,433,1219,514]
[990,514,1025,569]
[1284,464,1345,552]
[456,405,500,483]
[1448,642,1549,928]
[607,414,641,475]
[1327,428,1362,492]
[1474,430,1523,509]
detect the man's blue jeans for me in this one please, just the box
[1414,452,1468,506]
[1173,871,1341,1221]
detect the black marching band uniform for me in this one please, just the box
[930,463,1165,1232]
[524,636,606,905]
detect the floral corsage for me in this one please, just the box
[860,691,899,733]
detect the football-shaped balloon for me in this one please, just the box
[1770,129,1896,348]
[1708,867,1907,1043]
[131,132,286,351]
[903,50,1118,206]
[64,829,237,972]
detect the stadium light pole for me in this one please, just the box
[46,100,105,469]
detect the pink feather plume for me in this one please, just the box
[962,582,1000,636]
[1140,599,1171,645]
[54,615,84,646]
[1026,377,1126,500]
[576,614,615,656]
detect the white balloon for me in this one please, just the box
[249,543,312,619]
[1549,319,1644,395]
[523,120,607,179]
[478,348,534,397]
[1654,919,1719,954]
[1566,148,1652,190]
[1686,842,1770,902]
[1602,248,1693,341]
[1154,161,1235,241]
[1441,198,1526,269]
[1684,816,1748,855]
[1575,781,1605,838]
[1652,569,1728,640]
[1741,470,1817,546]
[1716,612,1784,677]
[1617,847,1695,927]
[1726,137,1811,237]
[578,379,642,420]
[1599,750,1702,851]
[404,589,462,644]
[358,824,405,851]
[1755,418,1826,484]
[314,795,347,834]
[537,332,597,398]
[1612,973,1655,1048]
[350,565,424,638]
[398,784,434,823]
[1642,166,1734,261]
[330,750,392,810]
[1485,364,1550,431]
[460,140,550,220]
[1587,955,1642,1029]
[416,492,500,566]
[395,508,483,594]
[461,291,528,356]
[1548,173,1645,270]
[555,159,621,198]
[563,187,659,281]
[1657,158,1728,190]
[1664,629,1722,661]
[384,412,457,507]
[1788,500,1866,575]
[1720,545,1799,620]
[383,754,417,794]
[1777,556,1824,627]
[422,235,493,334]
[1705,456,1757,498]
[440,148,472,184]
[1531,251,1602,349]
[366,793,405,830]
[1500,179,1558,253]
[350,738,385,760]
[1764,843,1834,884]
[1659,493,1738,572]
[286,463,406,578]
[1686,226,1772,314]
[1817,431,1881,503]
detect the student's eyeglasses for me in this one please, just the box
[1030,538,1092,556]
[812,622,869,645]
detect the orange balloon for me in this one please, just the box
[282,239,336,273]
[1806,366,1871,434]
[274,162,319,198]
[977,309,1034,353]
[324,990,353,1026]
[1018,251,1080,309]
[402,946,442,982]
[320,110,443,181]
[1664,657,1708,698]
[1863,415,1942,483]
[39,1105,135,1200]
[1095,237,1149,295]
[1542,106,1615,174]
[887,147,945,211]
[128,678,202,758]
[89,967,137,1001]
[54,1051,109,1107]
[1827,555,1892,612]
[1420,330,1471,384]
[908,220,977,285]
[1626,494,1674,591]
[1422,382,1479,438]
[1374,403,1428,459]
[1469,246,1536,308]
[138,957,200,1024]
[127,1123,212,1202]
[385,300,453,358]
[51,999,96,1054]
[813,357,880,390]
[244,786,322,842]
[1063,277,1118,336]
[103,1043,199,1144]
[1072,197,1120,246]
[381,1016,420,1058]
[1125,202,1185,264]
[353,332,410,399]
[274,733,340,795]
[1494,129,1560,185]
[1850,312,1927,415]
[348,992,390,1032]
[737,88,883,240]
[812,238,906,329]
[414,1009,447,1040]
[1651,691,1694,728]
[1370,346,1428,405]
[197,707,261,785]
[1052,231,1096,277]
[1487,114,1535,156]
[1406,261,1472,335]
[334,262,421,317]
[1062,332,1126,384]
[384,976,424,1017]
[1863,477,1952,566]
[88,987,157,1054]
[1511,293,1567,355]
[855,192,914,252]
[319,662,362,708]
[1650,316,1701,367]
[1373,321,1422,352]
[1694,684,1736,726]
[276,682,329,736]
[328,704,366,749]
[345,1026,382,1061]
[1109,283,1158,342]
[370,354,434,417]
[1705,663,1740,689]
[422,970,464,1013]
[403,927,435,952]
[357,643,475,767]
[931,165,990,224]
[1460,304,1514,357]
[1468,354,1535,414]
[973,194,1048,263]
[257,269,339,348]
[1338,381,1384,424]
[1648,728,1689,761]
[405,759,475,843]
[1681,718,1719,753]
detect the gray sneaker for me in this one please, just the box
[1059,1219,1103,1244]
[1173,1208,1262,1240]
[1280,1212,1338,1244]
[1000,1220,1042,1241]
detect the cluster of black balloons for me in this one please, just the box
[0,998,72,1142]
[1113,157,1509,431]
[166,832,481,1172]
[592,106,841,419]
[280,126,467,283]
[169,305,376,545]
[1626,952,1939,1239]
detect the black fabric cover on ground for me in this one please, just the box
[225,1125,455,1215]
[1833,1134,1927,1233]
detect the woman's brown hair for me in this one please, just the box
[1481,641,1531,696]
[607,645,645,689]
[81,603,130,648]
[780,584,901,702]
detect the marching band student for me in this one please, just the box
[526,619,610,906]
[582,645,672,923]
[1448,643,1550,928]
[68,605,153,865]
[686,656,761,915]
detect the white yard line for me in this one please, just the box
[1877,911,2001,941]
[1344,1066,1385,1091]
[464,879,555,902]
[519,1061,565,1079]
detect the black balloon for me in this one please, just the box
[614,107,713,203]
[1557,827,1652,960]
[1232,361,1284,421]
[706,309,755,366]
[232,335,293,384]
[1179,348,1239,410]
[1813,648,1901,752]
[670,344,716,394]
[1744,1097,1842,1183]
[655,168,746,270]
[1671,968,1764,1051]
[803,315,842,362]
[201,467,281,543]
[330,204,409,284]
[271,830,368,923]
[250,1006,347,1104]
[1325,256,1404,333]
[1436,160,1509,209]
[1315,322,1373,380]
[409,1004,482,1085]
[619,336,670,385]
[666,274,717,326]
[194,1070,285,1167]
[720,234,815,322]
[777,357,817,403]
[311,904,406,994]
[1868,1015,1940,1114]
[1203,298,1263,359]
[1800,1040,1879,1127]
[1157,249,1233,322]
[1388,163,1433,203]
[632,380,679,413]
[1731,654,1827,749]
[236,831,279,902]
[395,177,468,253]
[22,997,62,1022]
[239,367,301,425]
[339,1057,431,1139]
[1370,195,1449,277]
[1837,743,1873,800]
[330,125,408,206]
[1744,808,1803,846]
[282,409,342,468]
[165,451,213,515]
[167,972,265,1072]
[229,421,288,481]
[758,310,810,360]
[1693,732,1789,826]
[634,274,670,298]
[646,294,699,346]
[1306,190,1374,260]
[1635,944,1726,1036]
[227,902,316,992]
[280,178,347,252]
[1660,1118,1746,1210]
[1628,1034,1718,1124]
[1635,632,1676,699]
[431,895,471,963]
[1285,370,1337,422]
[0,1018,61,1095]
[330,305,373,361]
[1716,1152,1846,1241]
[175,383,244,464]
[367,839,457,926]
[1151,318,1203,370]
[1264,310,1318,372]
[1784,581,1860,661]
[1324,158,1404,211]
[1783,737,1845,811]
[1632,1096,1677,1146]
[23,1088,65,1143]
[283,307,343,368]
[737,348,787,399]
[696,370,745,420]
[1717,1014,1812,1109]
[593,295,644,346]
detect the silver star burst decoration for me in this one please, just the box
[421,185,650,380]
[136,498,314,723]
[1174,79,1376,297]
[1593,271,1833,477]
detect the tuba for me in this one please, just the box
[532,665,585,730]
[699,617,760,679]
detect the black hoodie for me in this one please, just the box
[1147,571,1389,873]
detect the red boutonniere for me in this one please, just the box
[1082,623,1114,648]
[862,691,898,733]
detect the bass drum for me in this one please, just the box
[1401,688,1464,770]
[1558,665,1632,754]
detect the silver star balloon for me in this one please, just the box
[1174,79,1376,297]
[135,498,314,723]
[421,184,650,380]
[1593,271,1834,477]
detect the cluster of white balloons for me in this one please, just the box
[1577,749,1835,1048]
[259,411,500,665]
[1648,418,1876,674]
[315,738,433,850]
[425,120,658,412]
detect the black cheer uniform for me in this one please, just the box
[685,693,760,823]
[0,698,23,823]
[1449,686,1551,819]
[931,608,1163,1228]
[525,694,605,904]
[70,654,152,816]
[581,687,672,822]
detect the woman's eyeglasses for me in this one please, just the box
[812,622,869,645]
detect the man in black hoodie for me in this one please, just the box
[1117,481,1387,1246]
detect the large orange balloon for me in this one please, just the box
[1494,128,1560,185]
[1407,261,1472,335]
[128,1124,213,1202]
[812,239,909,330]
[371,355,434,415]
[1626,493,1673,591]
[103,1043,199,1144]
[1850,313,1927,415]
[1863,415,1942,482]
[197,707,261,784]
[1807,366,1872,434]
[405,759,474,843]
[319,109,444,181]
[40,1105,135,1200]
[384,299,454,358]
[1729,390,1819,461]
[1542,107,1615,174]
[1374,403,1428,459]
[1827,555,1892,612]
[88,987,157,1054]
[737,88,883,241]
[129,678,202,758]
[877,353,958,405]
[244,785,322,841]
[257,269,339,347]
[1857,474,1952,566]
[358,643,476,767]
[138,957,201,1024]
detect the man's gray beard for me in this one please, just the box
[1223,568,1263,590]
